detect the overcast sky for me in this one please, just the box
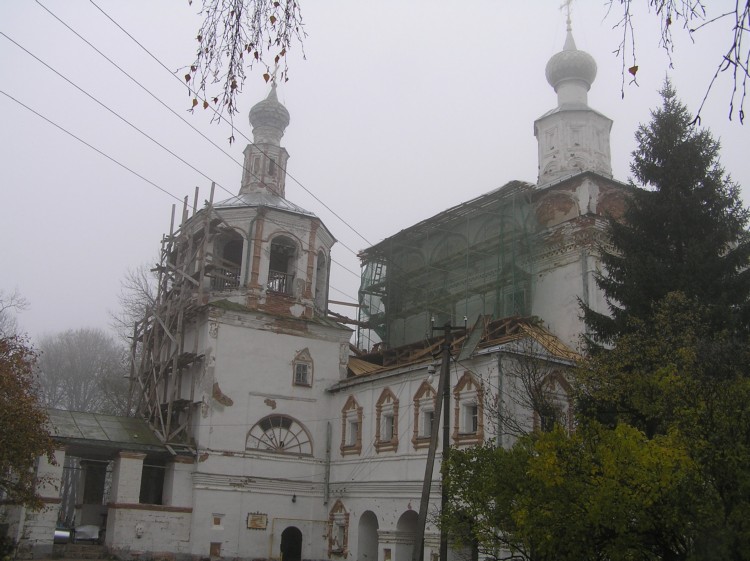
[1,1,748,343]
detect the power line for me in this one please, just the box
[87,0,374,250]
[1,88,359,304]
[1,30,360,299]
[36,0,367,262]
[0,89,183,204]
[0,31,222,193]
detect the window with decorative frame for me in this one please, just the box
[340,395,363,456]
[452,371,484,446]
[292,348,313,387]
[412,380,437,449]
[374,388,399,453]
[328,500,349,556]
[532,372,573,433]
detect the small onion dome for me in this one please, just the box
[249,84,290,133]
[545,30,597,92]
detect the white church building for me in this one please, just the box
[3,18,628,561]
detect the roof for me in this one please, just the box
[215,191,317,217]
[343,316,579,380]
[46,409,167,458]
[359,180,534,259]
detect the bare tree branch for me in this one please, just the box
[609,1,749,123]
[0,289,29,337]
[185,0,306,135]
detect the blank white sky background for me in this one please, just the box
[1,1,747,341]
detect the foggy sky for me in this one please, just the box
[1,1,747,342]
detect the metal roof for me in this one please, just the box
[215,192,317,217]
[46,409,167,458]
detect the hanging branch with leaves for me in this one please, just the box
[609,0,749,124]
[185,0,306,129]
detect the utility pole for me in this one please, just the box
[412,320,461,561]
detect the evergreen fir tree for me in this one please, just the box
[584,80,750,345]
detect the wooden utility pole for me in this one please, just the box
[412,322,454,561]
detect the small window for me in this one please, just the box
[347,420,359,446]
[375,388,399,453]
[453,371,484,446]
[463,404,478,434]
[382,414,394,441]
[268,157,276,176]
[295,363,309,386]
[422,410,434,437]
[412,380,437,450]
[340,395,363,456]
[292,348,313,387]
[212,515,223,528]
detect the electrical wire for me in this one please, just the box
[0,89,183,204]
[87,0,374,250]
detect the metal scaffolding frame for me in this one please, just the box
[357,180,536,352]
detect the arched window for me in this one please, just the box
[246,415,312,455]
[340,396,362,456]
[268,236,297,294]
[374,388,399,453]
[211,234,244,290]
[412,380,437,450]
[453,371,484,446]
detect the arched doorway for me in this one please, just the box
[280,526,302,561]
[357,510,378,561]
[395,510,418,561]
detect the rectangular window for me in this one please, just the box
[294,363,309,386]
[463,404,478,434]
[382,414,394,441]
[422,410,434,437]
[139,463,165,505]
[347,420,359,446]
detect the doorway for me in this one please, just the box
[280,526,302,561]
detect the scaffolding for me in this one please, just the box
[129,184,242,448]
[357,180,537,352]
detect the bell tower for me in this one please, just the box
[534,15,613,187]
[240,84,291,198]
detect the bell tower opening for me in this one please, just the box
[268,236,297,295]
[211,234,244,290]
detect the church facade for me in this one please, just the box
[3,20,627,561]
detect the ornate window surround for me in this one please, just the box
[412,380,437,450]
[292,348,313,387]
[328,499,349,557]
[374,387,399,453]
[340,395,363,456]
[452,371,484,446]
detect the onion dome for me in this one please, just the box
[248,84,290,144]
[545,25,597,97]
